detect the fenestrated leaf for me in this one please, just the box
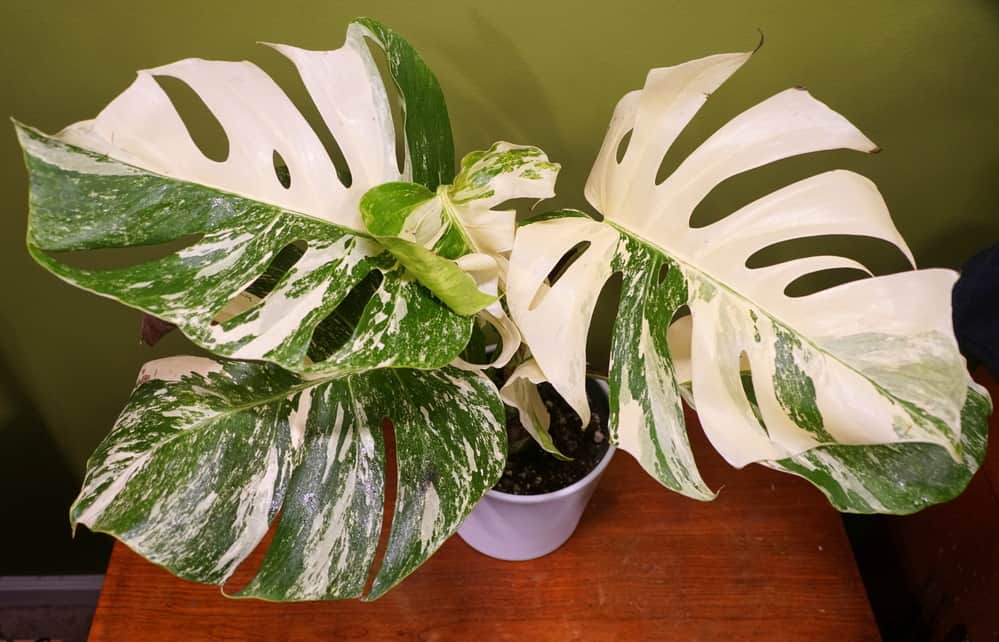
[17,18,470,377]
[351,17,455,190]
[507,51,990,511]
[70,356,505,601]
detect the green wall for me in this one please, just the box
[1,0,997,489]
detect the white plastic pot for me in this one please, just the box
[457,381,615,561]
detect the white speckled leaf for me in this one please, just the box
[70,356,505,601]
[508,52,990,511]
[18,18,471,376]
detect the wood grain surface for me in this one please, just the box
[88,406,880,641]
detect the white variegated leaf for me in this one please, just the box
[499,358,569,459]
[508,51,991,510]
[19,18,471,377]
[70,356,505,601]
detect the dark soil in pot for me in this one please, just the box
[495,378,611,495]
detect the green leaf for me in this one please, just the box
[360,142,558,341]
[507,52,991,512]
[360,182,496,316]
[17,19,468,377]
[70,356,506,601]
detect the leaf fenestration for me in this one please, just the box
[71,357,506,601]
[18,18,469,377]
[508,51,990,511]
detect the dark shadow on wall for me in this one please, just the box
[0,350,111,574]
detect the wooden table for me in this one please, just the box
[88,407,880,641]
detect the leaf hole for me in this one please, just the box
[527,241,593,313]
[245,240,308,298]
[307,270,385,362]
[688,151,877,229]
[254,47,353,187]
[616,129,633,164]
[657,262,670,284]
[46,233,203,272]
[212,241,308,326]
[670,304,691,324]
[153,75,229,163]
[665,305,692,385]
[273,150,291,189]
[584,272,623,375]
[738,351,769,436]
[746,233,912,277]
[783,267,870,298]
[363,36,407,175]
[362,416,398,598]
[547,241,592,288]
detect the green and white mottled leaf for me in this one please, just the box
[766,379,991,514]
[70,356,505,601]
[448,142,560,256]
[18,18,472,377]
[362,142,559,366]
[507,51,990,511]
[351,17,454,191]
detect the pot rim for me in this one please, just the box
[485,379,615,505]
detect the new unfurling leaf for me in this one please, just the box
[361,142,559,365]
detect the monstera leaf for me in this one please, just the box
[507,51,992,512]
[17,18,470,377]
[21,18,520,601]
[70,357,505,600]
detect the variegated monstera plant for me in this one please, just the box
[16,18,991,602]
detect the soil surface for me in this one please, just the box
[494,379,611,495]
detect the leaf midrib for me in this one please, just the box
[606,219,962,450]
[25,125,379,244]
[122,374,326,465]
